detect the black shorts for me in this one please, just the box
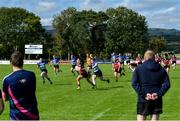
[120,61,124,64]
[41,69,47,73]
[137,101,162,116]
[94,70,103,77]
[126,60,130,64]
[72,65,76,69]
[53,65,59,68]
[87,65,92,69]
[164,65,170,69]
[172,61,176,64]
[81,71,89,78]
[138,62,142,65]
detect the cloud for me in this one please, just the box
[1,0,180,29]
[41,17,52,25]
[79,0,117,11]
[36,1,56,12]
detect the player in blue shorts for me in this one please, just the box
[51,55,61,75]
[37,58,53,84]
[2,51,39,120]
[91,59,110,86]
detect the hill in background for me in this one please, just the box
[148,28,180,53]
[44,26,180,53]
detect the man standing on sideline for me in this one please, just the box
[131,50,170,121]
[2,51,39,120]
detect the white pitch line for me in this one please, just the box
[91,108,111,121]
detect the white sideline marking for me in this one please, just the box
[91,108,111,121]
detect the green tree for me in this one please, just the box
[105,7,148,55]
[53,7,77,60]
[53,8,109,59]
[0,7,48,58]
[149,37,167,53]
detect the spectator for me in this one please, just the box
[2,51,39,120]
[131,50,170,121]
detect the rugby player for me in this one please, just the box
[86,53,93,76]
[75,58,95,90]
[51,55,61,75]
[162,53,171,73]
[118,54,125,76]
[136,54,143,65]
[71,55,77,75]
[91,59,110,86]
[155,53,162,64]
[37,58,53,84]
[2,51,39,120]
[113,58,121,82]
[171,54,177,70]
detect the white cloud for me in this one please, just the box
[41,18,52,25]
[37,1,56,12]
[79,0,115,11]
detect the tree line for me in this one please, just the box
[0,7,167,60]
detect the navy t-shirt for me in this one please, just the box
[2,70,39,120]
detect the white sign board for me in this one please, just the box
[25,45,43,54]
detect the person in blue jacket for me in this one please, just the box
[131,50,170,121]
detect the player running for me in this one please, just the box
[75,58,95,90]
[71,55,77,76]
[118,54,125,76]
[113,58,121,82]
[162,53,171,73]
[136,54,143,65]
[86,53,93,76]
[37,58,53,84]
[91,58,110,86]
[171,54,177,70]
[51,55,61,75]
[155,53,162,64]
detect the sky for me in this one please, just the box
[0,0,180,30]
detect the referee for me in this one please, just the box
[131,50,170,121]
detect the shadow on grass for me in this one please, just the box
[88,85,124,91]
[54,83,73,86]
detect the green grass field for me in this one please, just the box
[0,64,180,120]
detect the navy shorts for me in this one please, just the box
[54,65,59,68]
[41,69,47,73]
[137,101,162,116]
[94,70,103,77]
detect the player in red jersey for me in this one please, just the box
[162,53,171,73]
[171,54,177,70]
[75,58,95,90]
[136,54,143,65]
[113,58,121,82]
[155,53,162,64]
